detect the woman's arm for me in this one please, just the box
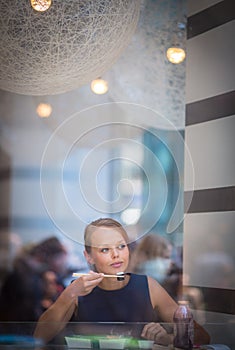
[34,290,77,343]
[142,277,210,345]
[141,277,177,345]
[148,276,178,322]
[34,272,104,343]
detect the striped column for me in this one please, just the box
[184,0,235,314]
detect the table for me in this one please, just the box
[0,322,234,350]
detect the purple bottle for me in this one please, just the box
[173,300,194,350]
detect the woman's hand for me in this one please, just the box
[34,271,104,343]
[141,322,173,346]
[68,270,104,297]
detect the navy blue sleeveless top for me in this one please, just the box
[76,274,158,322]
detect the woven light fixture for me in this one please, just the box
[0,0,140,95]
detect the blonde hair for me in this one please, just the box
[84,218,129,253]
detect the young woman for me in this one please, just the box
[34,218,210,345]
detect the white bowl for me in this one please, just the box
[98,338,127,349]
[65,336,92,348]
[137,340,155,349]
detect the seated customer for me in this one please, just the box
[34,218,210,345]
[129,233,173,284]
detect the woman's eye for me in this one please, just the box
[118,244,126,250]
[100,248,109,253]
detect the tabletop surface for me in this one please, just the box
[0,322,234,350]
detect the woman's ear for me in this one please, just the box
[84,250,94,265]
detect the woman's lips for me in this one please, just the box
[110,262,123,269]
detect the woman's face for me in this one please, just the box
[84,226,129,275]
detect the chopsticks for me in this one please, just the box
[72,272,124,278]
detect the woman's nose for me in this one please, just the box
[111,248,119,258]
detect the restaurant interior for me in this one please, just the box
[0,0,234,348]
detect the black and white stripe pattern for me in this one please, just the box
[184,0,235,314]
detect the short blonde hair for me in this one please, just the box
[84,218,129,253]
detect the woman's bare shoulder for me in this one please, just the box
[146,276,164,307]
[147,275,177,314]
[147,275,162,289]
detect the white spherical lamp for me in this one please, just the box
[0,0,140,95]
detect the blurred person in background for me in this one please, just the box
[30,236,68,292]
[0,232,22,290]
[41,270,61,312]
[0,236,68,322]
[162,246,206,324]
[129,233,173,285]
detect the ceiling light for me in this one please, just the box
[166,47,186,64]
[121,208,141,225]
[30,0,52,12]
[91,78,108,95]
[36,103,52,118]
